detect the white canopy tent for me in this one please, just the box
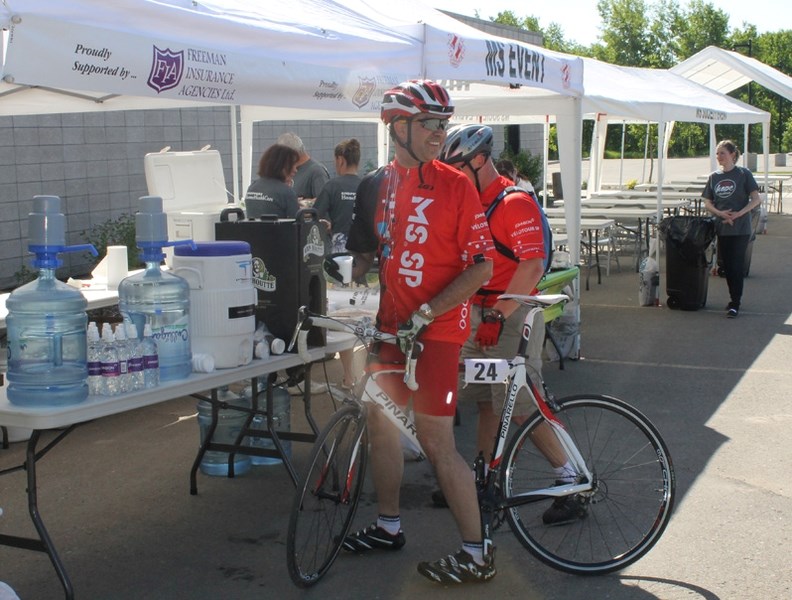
[238,0,586,266]
[2,0,586,261]
[578,57,770,273]
[1,0,587,336]
[581,57,771,194]
[449,59,771,279]
[1,0,425,200]
[672,45,792,171]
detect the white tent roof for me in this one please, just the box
[1,0,586,117]
[582,57,769,125]
[671,45,792,102]
[0,0,587,271]
[420,56,769,127]
[1,0,420,116]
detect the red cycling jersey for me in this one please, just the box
[478,175,546,299]
[347,159,494,345]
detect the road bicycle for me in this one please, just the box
[285,295,675,587]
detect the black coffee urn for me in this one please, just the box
[215,208,327,347]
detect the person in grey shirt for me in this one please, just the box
[702,139,762,318]
[313,138,361,253]
[244,144,300,219]
[314,138,363,392]
[277,132,330,202]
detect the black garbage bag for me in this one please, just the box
[659,216,717,265]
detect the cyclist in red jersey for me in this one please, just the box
[342,80,498,584]
[438,124,585,526]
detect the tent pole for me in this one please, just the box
[656,121,665,277]
[619,121,626,189]
[642,123,650,183]
[239,106,253,200]
[230,105,240,203]
[543,116,549,208]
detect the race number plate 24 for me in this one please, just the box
[463,359,509,384]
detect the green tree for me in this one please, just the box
[595,0,652,65]
[491,10,522,28]
[782,117,792,152]
[644,0,681,67]
[490,12,592,56]
[675,0,730,59]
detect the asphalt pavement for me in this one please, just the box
[1,157,791,599]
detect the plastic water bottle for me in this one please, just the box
[125,323,144,391]
[100,323,121,396]
[241,381,291,465]
[118,196,193,381]
[87,322,103,396]
[113,323,132,393]
[140,323,160,389]
[5,195,97,406]
[196,386,252,477]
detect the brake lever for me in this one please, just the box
[403,339,423,391]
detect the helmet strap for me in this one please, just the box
[392,117,424,165]
[464,156,486,193]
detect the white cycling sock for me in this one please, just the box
[377,514,401,535]
[554,461,576,483]
[462,541,485,565]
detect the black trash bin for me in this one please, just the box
[716,207,760,278]
[658,216,717,310]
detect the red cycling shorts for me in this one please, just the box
[367,339,461,418]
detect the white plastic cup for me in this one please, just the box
[333,255,353,284]
[106,245,128,290]
[191,353,215,373]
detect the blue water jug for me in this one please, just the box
[196,387,252,477]
[118,196,194,381]
[240,381,291,465]
[6,196,97,406]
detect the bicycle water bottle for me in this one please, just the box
[118,196,194,381]
[5,195,97,406]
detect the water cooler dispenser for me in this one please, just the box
[172,241,256,368]
[214,208,327,347]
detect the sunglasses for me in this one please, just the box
[414,118,451,132]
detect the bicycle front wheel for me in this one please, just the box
[287,404,368,587]
[501,394,675,575]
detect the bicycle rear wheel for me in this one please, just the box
[501,394,675,575]
[287,404,368,587]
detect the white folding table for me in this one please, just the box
[0,331,354,599]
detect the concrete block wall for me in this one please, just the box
[0,107,542,291]
[0,107,236,290]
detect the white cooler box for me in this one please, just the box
[144,148,239,265]
[172,241,256,369]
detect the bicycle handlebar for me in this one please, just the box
[288,306,423,391]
